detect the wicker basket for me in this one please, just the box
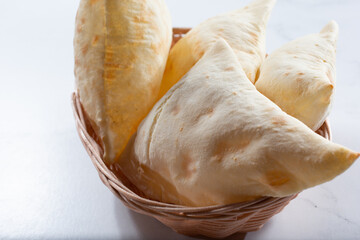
[71,28,332,239]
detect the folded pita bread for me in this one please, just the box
[118,39,358,207]
[157,0,276,99]
[255,21,338,130]
[74,0,172,163]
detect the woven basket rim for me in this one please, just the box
[71,91,332,216]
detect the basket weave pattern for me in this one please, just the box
[72,28,332,239]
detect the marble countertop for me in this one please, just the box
[1,0,359,239]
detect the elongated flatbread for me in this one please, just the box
[74,0,172,163]
[157,0,276,99]
[119,39,358,207]
[255,21,338,130]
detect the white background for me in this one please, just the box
[1,0,360,239]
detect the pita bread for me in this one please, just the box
[74,0,172,163]
[118,39,358,207]
[157,0,276,99]
[255,21,338,130]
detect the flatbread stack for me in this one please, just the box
[74,0,359,207]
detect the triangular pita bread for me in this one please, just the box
[74,0,172,163]
[119,39,358,207]
[255,21,338,130]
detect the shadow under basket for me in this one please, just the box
[71,28,332,239]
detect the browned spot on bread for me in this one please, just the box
[194,107,215,122]
[265,170,289,187]
[179,127,184,132]
[205,75,210,79]
[81,44,89,55]
[213,139,250,160]
[81,17,85,24]
[76,25,82,33]
[104,71,115,81]
[272,116,286,126]
[245,48,255,54]
[172,105,180,115]
[232,92,237,95]
[286,127,296,132]
[284,72,290,77]
[250,31,259,42]
[92,35,99,46]
[225,66,235,71]
[298,72,304,76]
[104,62,121,69]
[216,156,223,163]
[105,46,114,60]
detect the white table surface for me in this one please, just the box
[1,0,360,239]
